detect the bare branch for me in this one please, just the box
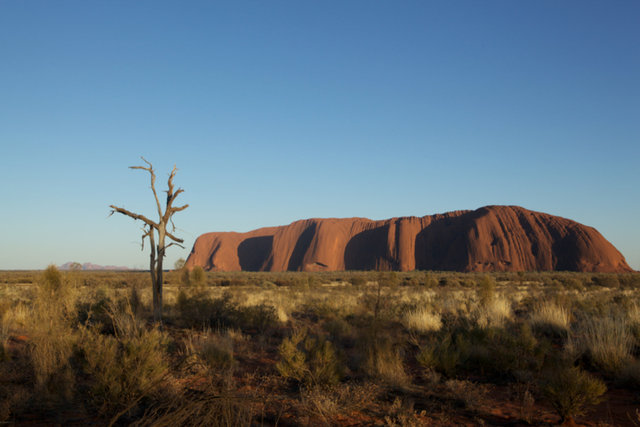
[166,188,184,211]
[168,204,189,216]
[166,165,177,201]
[141,226,153,251]
[165,242,185,251]
[109,205,158,229]
[166,231,184,244]
[130,157,163,220]
[163,165,186,223]
[166,230,184,244]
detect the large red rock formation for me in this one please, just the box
[185,206,631,272]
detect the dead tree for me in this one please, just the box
[110,157,189,324]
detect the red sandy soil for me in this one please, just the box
[185,205,632,273]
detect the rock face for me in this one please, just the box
[185,206,632,272]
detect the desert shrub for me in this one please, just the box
[197,333,235,372]
[175,291,234,328]
[350,275,366,287]
[176,292,277,333]
[402,307,442,333]
[478,275,496,306]
[421,273,438,288]
[28,322,76,400]
[562,277,585,291]
[323,317,356,346]
[277,328,343,387]
[27,274,79,401]
[41,264,64,294]
[180,330,237,388]
[417,332,470,377]
[439,276,460,287]
[619,273,640,288]
[76,289,113,331]
[190,266,206,287]
[591,274,619,288]
[541,365,606,423]
[377,271,399,288]
[216,277,250,287]
[464,323,546,381]
[400,275,420,287]
[79,323,169,413]
[235,304,278,333]
[180,268,190,286]
[0,314,9,363]
[529,301,571,338]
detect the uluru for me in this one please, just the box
[185,206,632,273]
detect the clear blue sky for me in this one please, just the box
[1,1,638,270]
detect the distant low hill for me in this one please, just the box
[59,262,131,271]
[185,205,632,273]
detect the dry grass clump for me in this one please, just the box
[475,294,512,328]
[529,301,571,336]
[402,306,442,333]
[626,302,640,336]
[364,339,410,388]
[181,328,237,384]
[443,379,486,410]
[132,387,254,427]
[575,315,634,374]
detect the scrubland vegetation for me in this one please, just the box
[1,268,640,425]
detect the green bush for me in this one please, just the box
[541,365,606,423]
[417,332,470,377]
[277,329,343,387]
[176,292,277,333]
[464,323,546,381]
[80,325,169,412]
[76,289,112,331]
[190,266,206,286]
[27,273,78,401]
[350,276,366,287]
[592,274,619,288]
[41,265,63,294]
[478,275,496,306]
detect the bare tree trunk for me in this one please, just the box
[110,158,188,326]
[154,257,163,324]
[155,228,165,324]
